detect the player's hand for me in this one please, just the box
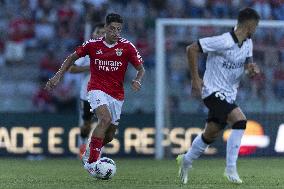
[246,63,260,78]
[45,73,63,91]
[131,80,141,92]
[191,77,203,97]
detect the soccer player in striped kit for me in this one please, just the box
[177,7,260,184]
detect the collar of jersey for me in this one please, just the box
[102,37,118,48]
[230,28,248,48]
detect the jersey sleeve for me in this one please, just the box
[247,39,253,58]
[198,32,235,53]
[75,40,91,58]
[128,43,143,68]
[244,39,253,64]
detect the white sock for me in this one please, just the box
[184,134,208,166]
[226,129,245,168]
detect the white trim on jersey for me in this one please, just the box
[82,38,102,47]
[102,37,132,48]
[199,32,235,53]
[103,41,118,48]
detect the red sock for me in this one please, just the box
[88,136,103,163]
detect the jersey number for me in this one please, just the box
[215,92,226,101]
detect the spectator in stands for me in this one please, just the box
[272,0,284,20]
[5,13,34,65]
[209,0,229,18]
[187,0,206,18]
[34,0,56,49]
[39,49,60,81]
[57,0,76,24]
[135,32,153,68]
[252,0,272,19]
[32,81,56,112]
[52,74,77,112]
[124,0,146,32]
[35,15,56,49]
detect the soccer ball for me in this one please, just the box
[94,157,116,180]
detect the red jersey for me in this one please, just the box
[76,37,143,100]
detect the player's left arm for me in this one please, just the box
[244,40,260,78]
[132,64,145,92]
[128,43,145,92]
[244,57,260,78]
[45,52,79,91]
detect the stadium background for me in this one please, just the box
[0,0,284,161]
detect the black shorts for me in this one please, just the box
[203,92,238,128]
[80,100,94,121]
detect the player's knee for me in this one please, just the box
[202,133,217,144]
[202,127,220,144]
[232,120,247,130]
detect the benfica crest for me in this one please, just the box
[115,48,123,56]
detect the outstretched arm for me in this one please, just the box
[132,64,145,92]
[45,52,79,91]
[186,42,203,97]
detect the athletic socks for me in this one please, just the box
[226,129,245,168]
[184,134,209,167]
[88,136,103,163]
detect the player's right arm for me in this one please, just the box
[244,40,260,78]
[186,32,235,97]
[46,40,92,90]
[186,42,203,97]
[45,52,79,91]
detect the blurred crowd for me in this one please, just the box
[0,0,284,113]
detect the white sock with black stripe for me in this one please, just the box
[184,134,209,167]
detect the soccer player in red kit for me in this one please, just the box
[45,13,145,172]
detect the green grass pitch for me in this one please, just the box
[1,157,284,189]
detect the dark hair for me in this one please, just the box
[106,13,123,25]
[238,7,260,24]
[93,22,105,30]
